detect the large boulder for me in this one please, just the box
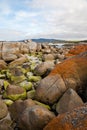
[44,103,87,130]
[18,105,55,130]
[56,88,83,114]
[2,42,20,61]
[35,52,87,104]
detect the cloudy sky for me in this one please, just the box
[0,0,87,41]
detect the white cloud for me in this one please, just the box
[0,0,87,40]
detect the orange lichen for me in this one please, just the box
[66,44,87,57]
[44,103,87,130]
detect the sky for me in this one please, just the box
[0,0,87,41]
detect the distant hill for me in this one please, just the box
[31,38,66,43]
[18,38,87,43]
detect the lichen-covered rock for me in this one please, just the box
[19,80,33,91]
[7,67,26,84]
[3,99,13,106]
[34,100,51,110]
[35,52,87,104]
[56,88,83,114]
[18,105,55,130]
[11,75,26,84]
[27,90,35,99]
[28,76,41,82]
[0,100,8,119]
[44,103,87,130]
[3,85,26,101]
[66,44,87,56]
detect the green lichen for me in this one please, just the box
[3,80,10,90]
[34,100,51,110]
[19,81,33,91]
[27,90,35,99]
[3,91,26,101]
[4,99,13,106]
[28,76,41,82]
[11,75,26,84]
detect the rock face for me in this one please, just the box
[18,105,55,130]
[56,88,83,114]
[35,52,87,104]
[44,103,87,130]
[35,74,66,104]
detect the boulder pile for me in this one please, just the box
[0,41,87,130]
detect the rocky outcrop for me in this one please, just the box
[35,52,87,104]
[66,44,87,57]
[44,103,87,130]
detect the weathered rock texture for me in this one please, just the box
[44,103,87,130]
[35,52,87,104]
